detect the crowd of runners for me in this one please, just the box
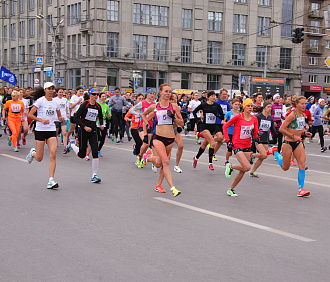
[1,82,330,197]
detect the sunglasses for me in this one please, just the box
[90,92,99,96]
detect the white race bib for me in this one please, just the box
[44,107,56,122]
[11,104,21,113]
[157,110,172,125]
[221,105,227,115]
[296,117,305,130]
[259,120,271,132]
[205,113,216,124]
[135,115,140,122]
[274,109,282,118]
[85,108,98,121]
[240,125,254,139]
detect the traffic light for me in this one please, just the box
[292,28,304,44]
[129,79,134,89]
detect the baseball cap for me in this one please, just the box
[44,82,55,89]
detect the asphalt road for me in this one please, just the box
[0,131,329,282]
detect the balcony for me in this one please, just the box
[79,20,93,33]
[306,46,324,55]
[306,27,326,37]
[308,9,324,19]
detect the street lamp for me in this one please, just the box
[36,14,64,85]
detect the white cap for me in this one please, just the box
[273,94,280,100]
[318,98,325,103]
[44,82,55,89]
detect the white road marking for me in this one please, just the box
[306,153,330,158]
[154,197,316,243]
[0,154,27,163]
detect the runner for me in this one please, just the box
[187,91,201,144]
[311,98,327,152]
[270,94,284,153]
[97,92,111,157]
[223,98,259,197]
[66,88,104,183]
[141,83,184,196]
[67,86,84,144]
[2,90,25,151]
[26,82,65,189]
[268,96,312,197]
[192,91,224,171]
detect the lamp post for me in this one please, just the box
[36,14,64,85]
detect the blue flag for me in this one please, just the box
[0,66,17,86]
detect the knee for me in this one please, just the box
[49,152,56,160]
[155,157,162,168]
[178,143,183,151]
[260,153,267,160]
[209,141,215,148]
[243,164,251,172]
[282,165,290,171]
[162,158,170,167]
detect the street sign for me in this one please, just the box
[44,67,53,71]
[57,78,63,84]
[325,56,330,68]
[33,68,41,72]
[241,76,246,85]
[135,80,138,88]
[36,56,44,64]
[46,71,52,77]
[34,78,40,84]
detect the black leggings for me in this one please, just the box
[78,128,99,159]
[111,110,124,139]
[270,127,283,152]
[312,125,324,147]
[97,127,107,151]
[131,128,142,155]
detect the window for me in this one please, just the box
[10,0,15,15]
[19,21,25,38]
[19,74,24,88]
[29,45,35,63]
[18,46,25,66]
[4,26,7,42]
[67,36,71,58]
[47,0,52,5]
[145,71,166,90]
[86,34,91,56]
[3,1,8,16]
[207,74,220,90]
[153,37,167,61]
[11,48,16,67]
[326,41,330,49]
[258,0,271,6]
[3,49,7,66]
[29,0,35,10]
[232,43,246,66]
[78,34,82,57]
[28,73,34,87]
[133,35,147,60]
[68,69,81,89]
[308,75,317,83]
[181,39,191,63]
[234,0,247,3]
[207,41,221,65]
[107,69,118,88]
[208,12,222,31]
[72,35,76,59]
[310,39,319,49]
[286,79,291,91]
[29,19,35,37]
[47,15,53,33]
[311,3,320,12]
[11,24,16,40]
[279,48,291,69]
[107,0,119,21]
[181,73,190,89]
[325,76,330,83]
[19,0,25,13]
[256,45,268,68]
[133,4,169,26]
[281,0,293,37]
[47,42,52,63]
[309,57,318,66]
[107,32,118,58]
[182,9,192,29]
[310,21,320,34]
[67,3,81,25]
[233,15,247,33]
[257,17,270,36]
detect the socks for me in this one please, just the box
[209,148,214,163]
[274,151,283,167]
[71,143,79,155]
[298,169,305,189]
[49,177,54,182]
[92,158,99,176]
[196,147,205,159]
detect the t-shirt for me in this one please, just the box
[97,102,111,127]
[70,95,83,116]
[193,102,224,124]
[34,96,60,131]
[73,100,103,130]
[224,111,236,135]
[215,98,231,124]
[187,100,201,119]
[53,97,69,121]
[20,98,30,120]
[256,112,276,143]
[4,100,25,118]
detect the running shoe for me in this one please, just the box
[143,151,151,164]
[155,185,166,193]
[297,188,310,197]
[212,155,218,161]
[290,159,297,166]
[225,163,233,179]
[120,139,124,143]
[128,136,132,141]
[98,151,103,157]
[26,148,36,164]
[91,175,101,183]
[138,160,144,168]
[227,189,238,197]
[306,138,310,144]
[63,148,67,154]
[133,144,136,155]
[17,143,20,149]
[22,138,26,145]
[85,155,90,161]
[174,165,183,173]
[65,140,74,153]
[152,164,158,173]
[224,160,229,166]
[4,129,7,134]
[47,179,59,189]
[249,153,255,165]
[266,146,278,156]
[13,147,19,152]
[192,156,198,169]
[116,138,120,143]
[110,135,114,142]
[209,163,214,171]
[250,171,259,178]
[196,134,200,144]
[8,136,12,146]
[321,147,327,153]
[171,187,181,197]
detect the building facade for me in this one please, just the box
[0,0,304,95]
[301,0,330,99]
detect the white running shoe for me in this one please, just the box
[174,165,183,173]
[152,164,158,173]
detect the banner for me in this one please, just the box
[0,66,17,86]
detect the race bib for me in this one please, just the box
[259,120,271,131]
[11,103,21,113]
[274,109,282,118]
[85,108,98,121]
[157,110,172,125]
[45,107,56,122]
[221,105,227,114]
[135,115,140,122]
[205,113,216,124]
[296,117,305,130]
[59,102,66,109]
[240,125,254,139]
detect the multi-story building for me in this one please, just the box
[0,0,303,95]
[301,0,330,99]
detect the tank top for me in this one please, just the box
[155,102,174,126]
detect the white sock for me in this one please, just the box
[92,158,99,176]
[49,177,54,182]
[71,144,79,155]
[170,186,175,191]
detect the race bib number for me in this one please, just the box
[240,125,254,139]
[157,110,172,125]
[259,120,271,132]
[296,117,305,130]
[205,113,216,124]
[59,102,66,109]
[85,108,98,121]
[135,115,140,122]
[11,104,21,113]
[221,105,227,115]
[274,109,282,118]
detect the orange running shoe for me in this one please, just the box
[266,146,278,156]
[209,163,214,171]
[291,159,297,166]
[155,185,166,193]
[297,188,310,197]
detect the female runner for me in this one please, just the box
[18,88,30,147]
[97,92,111,157]
[141,84,184,196]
